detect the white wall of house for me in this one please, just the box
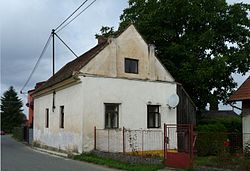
[33,25,178,153]
[242,100,250,149]
[33,83,84,153]
[80,76,177,151]
[243,114,250,149]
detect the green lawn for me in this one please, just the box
[193,155,250,171]
[74,153,164,171]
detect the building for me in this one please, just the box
[26,82,45,127]
[229,76,250,149]
[32,25,195,153]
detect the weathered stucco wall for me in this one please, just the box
[33,83,83,153]
[33,25,178,153]
[81,76,177,151]
[81,25,174,82]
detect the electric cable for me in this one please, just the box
[54,0,88,31]
[20,34,52,94]
[54,33,78,58]
[56,0,97,33]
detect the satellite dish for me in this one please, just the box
[168,94,179,108]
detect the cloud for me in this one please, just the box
[1,0,249,115]
[1,0,128,115]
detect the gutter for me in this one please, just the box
[32,74,81,98]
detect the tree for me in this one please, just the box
[1,86,25,132]
[99,0,250,110]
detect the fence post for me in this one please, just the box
[142,130,144,156]
[94,126,96,150]
[108,129,110,152]
[123,127,125,154]
[164,123,166,160]
[190,124,193,159]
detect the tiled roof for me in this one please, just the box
[228,76,250,101]
[202,110,239,117]
[34,41,108,93]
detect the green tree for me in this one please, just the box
[100,0,250,110]
[1,86,25,132]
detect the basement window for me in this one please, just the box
[60,106,64,128]
[45,108,49,128]
[125,58,138,74]
[147,105,161,128]
[105,103,119,129]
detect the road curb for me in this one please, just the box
[33,147,69,158]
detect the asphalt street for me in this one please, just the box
[1,135,119,171]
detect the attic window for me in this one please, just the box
[125,58,138,74]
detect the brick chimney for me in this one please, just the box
[97,36,107,45]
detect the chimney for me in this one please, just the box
[148,44,156,56]
[97,36,107,45]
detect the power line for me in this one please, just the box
[20,0,97,93]
[54,33,78,58]
[56,0,97,33]
[20,34,52,94]
[54,0,88,31]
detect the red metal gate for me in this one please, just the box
[164,124,195,168]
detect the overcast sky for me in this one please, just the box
[1,0,250,115]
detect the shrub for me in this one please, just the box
[196,123,227,156]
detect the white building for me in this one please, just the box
[32,25,181,153]
[229,76,250,150]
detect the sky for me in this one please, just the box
[1,0,250,116]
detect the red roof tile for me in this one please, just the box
[228,76,250,101]
[34,41,108,94]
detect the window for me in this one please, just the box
[147,105,160,128]
[60,106,64,128]
[125,58,138,74]
[45,108,49,128]
[105,103,119,129]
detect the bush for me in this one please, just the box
[196,123,227,156]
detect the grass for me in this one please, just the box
[193,155,250,171]
[73,153,164,171]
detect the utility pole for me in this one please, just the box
[52,29,55,76]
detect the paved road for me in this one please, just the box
[1,135,119,171]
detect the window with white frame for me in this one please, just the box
[105,103,119,129]
[147,105,160,128]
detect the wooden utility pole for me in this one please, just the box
[52,29,55,76]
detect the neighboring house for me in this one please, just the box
[32,25,195,153]
[26,82,45,127]
[201,110,238,118]
[229,76,250,149]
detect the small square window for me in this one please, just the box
[147,105,161,128]
[125,58,138,74]
[60,106,64,128]
[45,108,49,128]
[105,103,119,129]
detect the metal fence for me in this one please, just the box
[94,127,164,156]
[94,126,250,157]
